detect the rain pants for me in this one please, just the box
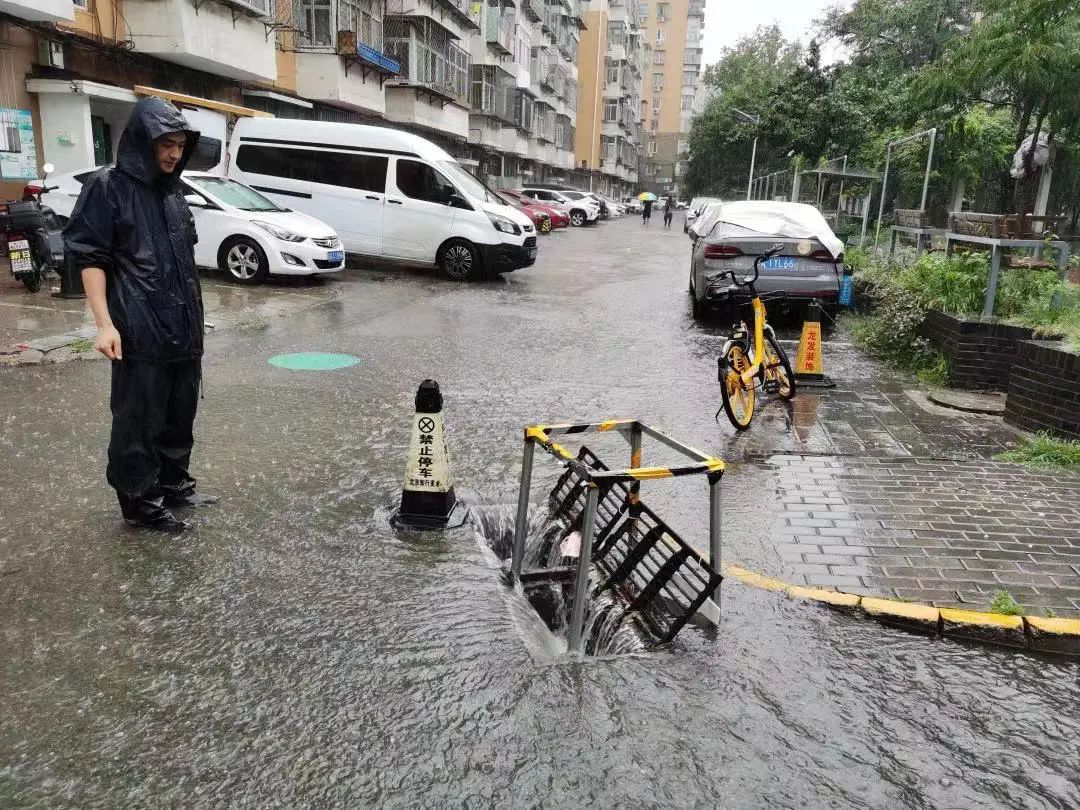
[63,98,205,513]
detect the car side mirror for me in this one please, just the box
[184,193,209,208]
[447,192,470,210]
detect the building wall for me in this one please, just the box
[574,5,607,171]
[0,22,44,200]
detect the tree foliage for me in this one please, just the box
[684,0,1080,225]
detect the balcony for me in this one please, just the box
[124,0,276,82]
[0,0,74,22]
[546,65,568,99]
[386,0,480,34]
[486,9,514,55]
[514,90,536,134]
[470,65,516,125]
[385,32,469,103]
[688,1,704,14]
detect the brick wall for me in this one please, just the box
[1005,341,1080,439]
[921,310,1049,391]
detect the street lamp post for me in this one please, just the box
[730,107,759,201]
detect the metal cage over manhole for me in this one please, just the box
[510,420,725,655]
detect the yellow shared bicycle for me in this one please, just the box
[714,245,796,430]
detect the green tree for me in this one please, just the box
[912,0,1080,213]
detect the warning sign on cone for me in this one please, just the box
[393,380,458,529]
[794,301,836,388]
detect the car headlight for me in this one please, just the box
[486,212,521,235]
[252,220,305,242]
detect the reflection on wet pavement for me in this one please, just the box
[2,221,1079,807]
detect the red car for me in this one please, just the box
[497,188,569,231]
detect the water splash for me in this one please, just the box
[468,503,646,656]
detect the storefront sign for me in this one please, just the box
[0,109,38,180]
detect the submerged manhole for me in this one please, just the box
[268,352,359,371]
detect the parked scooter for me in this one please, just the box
[2,162,64,293]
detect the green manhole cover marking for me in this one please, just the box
[268,352,359,371]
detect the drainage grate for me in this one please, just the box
[548,446,723,646]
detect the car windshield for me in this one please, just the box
[186,176,284,212]
[438,161,501,205]
[562,191,585,200]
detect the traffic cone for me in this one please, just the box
[391,380,459,529]
[794,301,836,388]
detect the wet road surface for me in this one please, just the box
[3,219,1079,807]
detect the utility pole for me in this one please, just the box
[731,107,759,201]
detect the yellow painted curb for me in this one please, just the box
[861,597,941,631]
[1025,616,1080,655]
[940,608,1026,648]
[719,561,1080,657]
[786,585,861,608]
[724,565,788,592]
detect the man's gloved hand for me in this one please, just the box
[95,325,123,360]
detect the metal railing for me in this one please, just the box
[521,0,542,22]
[470,65,515,125]
[385,29,469,103]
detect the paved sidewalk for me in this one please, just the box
[0,270,340,364]
[766,455,1080,616]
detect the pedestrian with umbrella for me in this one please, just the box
[639,192,656,225]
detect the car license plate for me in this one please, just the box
[327,250,344,263]
[762,256,796,270]
[8,239,32,276]
[528,248,537,260]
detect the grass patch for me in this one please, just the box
[989,590,1024,616]
[69,338,94,353]
[996,432,1080,469]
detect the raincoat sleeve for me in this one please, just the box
[63,171,117,273]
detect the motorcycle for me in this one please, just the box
[2,162,64,293]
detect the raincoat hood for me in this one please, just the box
[116,97,200,187]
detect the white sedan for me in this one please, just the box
[38,168,344,284]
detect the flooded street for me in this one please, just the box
[3,219,1079,807]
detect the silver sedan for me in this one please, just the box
[688,201,844,320]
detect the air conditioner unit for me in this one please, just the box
[38,39,64,70]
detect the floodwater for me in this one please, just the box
[2,219,1078,807]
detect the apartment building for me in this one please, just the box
[0,0,587,197]
[640,0,703,196]
[570,0,645,199]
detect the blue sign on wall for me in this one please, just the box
[357,44,400,75]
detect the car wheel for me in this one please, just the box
[220,236,268,284]
[570,210,586,227]
[439,239,484,282]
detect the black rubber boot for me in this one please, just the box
[163,491,219,508]
[120,495,191,534]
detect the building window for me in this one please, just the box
[656,2,669,20]
[606,62,619,84]
[677,139,688,153]
[649,118,658,132]
[684,49,701,65]
[652,72,664,90]
[647,141,657,156]
[652,97,661,114]
[603,99,619,122]
[653,50,665,65]
[682,70,698,87]
[655,28,664,46]
[681,95,692,110]
[297,0,333,47]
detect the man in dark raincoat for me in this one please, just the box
[64,97,217,533]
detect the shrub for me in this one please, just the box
[997,433,1080,469]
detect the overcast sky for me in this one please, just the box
[701,0,852,67]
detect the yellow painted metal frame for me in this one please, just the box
[524,420,725,483]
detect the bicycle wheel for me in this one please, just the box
[764,332,796,400]
[720,343,756,430]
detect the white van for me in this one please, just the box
[227,118,537,281]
